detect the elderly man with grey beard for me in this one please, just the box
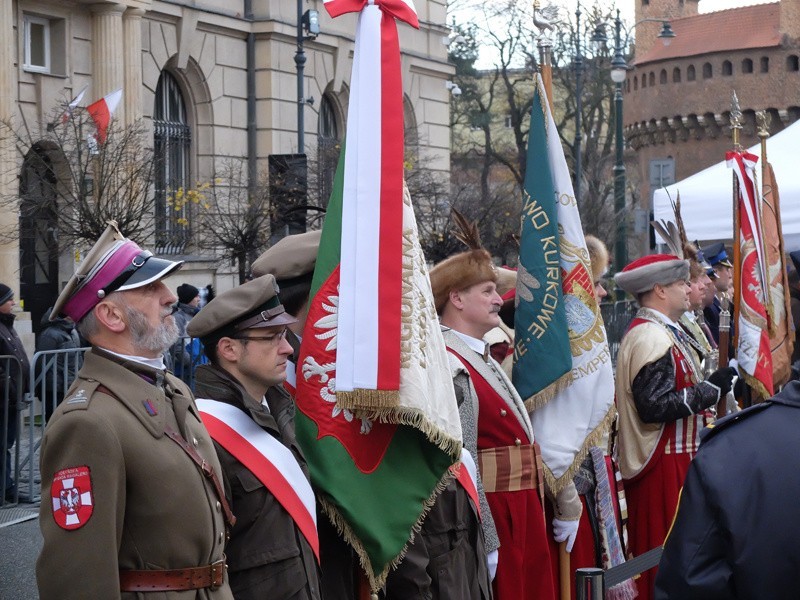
[36,222,235,600]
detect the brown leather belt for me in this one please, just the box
[119,559,226,592]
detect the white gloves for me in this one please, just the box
[487,549,499,581]
[552,518,579,553]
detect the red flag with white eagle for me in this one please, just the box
[728,150,774,398]
[86,89,122,144]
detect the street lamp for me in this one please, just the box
[590,11,675,295]
[295,4,320,153]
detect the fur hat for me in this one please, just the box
[429,210,497,314]
[585,235,609,283]
[614,254,689,296]
[429,249,497,314]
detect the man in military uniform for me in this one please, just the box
[701,242,733,346]
[37,222,234,599]
[252,231,361,599]
[188,275,322,600]
[429,243,583,600]
[613,254,737,600]
[656,381,800,599]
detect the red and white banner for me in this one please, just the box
[284,358,297,396]
[727,151,774,397]
[87,88,122,144]
[452,448,480,519]
[61,86,87,123]
[196,398,319,560]
[322,0,418,401]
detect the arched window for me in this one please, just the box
[722,60,732,76]
[659,69,667,84]
[672,67,681,83]
[742,58,753,73]
[760,56,769,72]
[687,65,696,81]
[787,55,799,71]
[317,94,340,208]
[649,72,655,86]
[702,63,712,79]
[154,71,191,253]
[641,74,647,88]
[633,75,638,90]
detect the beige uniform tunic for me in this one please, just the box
[36,348,234,600]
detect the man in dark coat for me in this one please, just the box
[0,283,30,502]
[655,381,800,599]
[189,275,322,600]
[36,308,84,420]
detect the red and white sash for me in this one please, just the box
[196,399,319,561]
[452,448,481,520]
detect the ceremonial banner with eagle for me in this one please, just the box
[514,74,615,492]
[294,0,462,590]
[729,151,774,398]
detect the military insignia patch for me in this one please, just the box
[51,466,93,530]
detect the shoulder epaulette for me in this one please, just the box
[700,401,772,443]
[59,379,102,413]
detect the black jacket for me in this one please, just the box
[36,310,83,411]
[0,312,30,407]
[655,381,800,599]
[194,364,322,600]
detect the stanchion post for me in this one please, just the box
[575,567,604,600]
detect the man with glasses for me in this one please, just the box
[188,275,322,600]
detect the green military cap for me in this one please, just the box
[187,274,296,343]
[251,229,322,281]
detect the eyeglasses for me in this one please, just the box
[233,328,288,345]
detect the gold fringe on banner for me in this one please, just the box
[522,370,574,413]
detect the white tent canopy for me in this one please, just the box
[653,119,800,251]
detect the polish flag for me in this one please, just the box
[87,89,123,144]
[61,86,88,123]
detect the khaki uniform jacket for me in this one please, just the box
[36,348,233,600]
[194,364,322,600]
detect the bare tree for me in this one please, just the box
[173,159,273,284]
[1,107,156,248]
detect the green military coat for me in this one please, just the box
[36,348,234,600]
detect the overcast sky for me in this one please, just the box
[451,0,778,69]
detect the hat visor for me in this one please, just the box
[717,259,733,268]
[243,311,298,329]
[117,256,184,292]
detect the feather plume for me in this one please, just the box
[670,192,688,248]
[451,209,483,251]
[651,219,684,258]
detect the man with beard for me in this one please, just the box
[36,222,234,600]
[613,254,736,600]
[188,276,322,600]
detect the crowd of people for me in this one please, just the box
[0,213,795,599]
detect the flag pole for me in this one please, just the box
[725,92,743,411]
[533,3,569,597]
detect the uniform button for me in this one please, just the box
[500,409,507,417]
[514,438,521,446]
[218,531,224,544]
[192,437,198,446]
[216,501,221,512]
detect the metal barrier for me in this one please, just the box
[1,355,24,507]
[13,348,90,505]
[575,546,664,598]
[165,336,209,391]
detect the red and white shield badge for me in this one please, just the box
[51,466,93,530]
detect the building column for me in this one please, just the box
[123,7,145,125]
[0,0,19,290]
[91,3,126,124]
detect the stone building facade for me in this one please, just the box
[622,0,800,256]
[0,0,453,335]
